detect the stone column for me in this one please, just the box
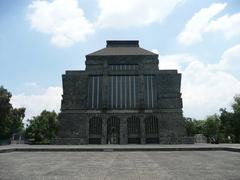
[140,116,146,144]
[102,61,109,110]
[120,116,127,144]
[138,63,145,110]
[102,116,107,144]
[101,61,108,144]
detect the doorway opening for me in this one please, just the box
[107,117,120,144]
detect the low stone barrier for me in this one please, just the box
[0,145,240,153]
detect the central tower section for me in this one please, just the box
[85,40,159,111]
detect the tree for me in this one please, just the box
[8,108,25,135]
[184,117,195,136]
[0,86,12,138]
[184,117,205,136]
[0,86,25,139]
[25,110,58,144]
[219,108,234,143]
[231,95,240,142]
[203,114,220,143]
[218,95,240,143]
[232,95,240,113]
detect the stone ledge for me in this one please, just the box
[1,144,240,153]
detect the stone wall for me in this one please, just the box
[56,110,187,145]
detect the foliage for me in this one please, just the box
[185,94,240,143]
[0,86,25,139]
[7,108,25,135]
[219,108,234,143]
[0,86,12,138]
[203,114,220,143]
[232,95,240,113]
[219,95,240,143]
[232,95,240,142]
[25,110,58,144]
[184,117,205,136]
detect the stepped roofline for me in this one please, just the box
[87,40,157,56]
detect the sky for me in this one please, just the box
[0,0,240,122]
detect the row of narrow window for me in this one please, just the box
[145,116,158,134]
[89,117,102,135]
[109,76,137,109]
[88,75,156,109]
[109,65,138,71]
[89,116,158,135]
[144,75,155,108]
[88,76,102,109]
[127,116,140,134]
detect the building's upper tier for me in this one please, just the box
[106,40,139,47]
[87,40,158,56]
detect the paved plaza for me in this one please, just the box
[0,150,240,180]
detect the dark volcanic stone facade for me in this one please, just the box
[56,40,186,144]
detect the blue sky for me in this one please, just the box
[0,0,240,121]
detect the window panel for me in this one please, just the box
[109,75,138,109]
[88,76,102,109]
[89,117,102,135]
[109,65,138,71]
[144,75,156,108]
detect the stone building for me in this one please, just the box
[56,40,186,144]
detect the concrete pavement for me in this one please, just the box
[0,150,239,180]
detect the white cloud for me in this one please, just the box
[151,49,159,54]
[177,3,227,46]
[11,86,62,123]
[217,44,240,78]
[158,44,240,119]
[97,0,184,28]
[27,0,184,46]
[205,12,240,39]
[27,0,95,47]
[158,53,197,70]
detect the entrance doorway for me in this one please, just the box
[107,117,120,144]
[145,116,159,144]
[127,116,141,144]
[89,117,102,144]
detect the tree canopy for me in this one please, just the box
[0,86,25,140]
[25,110,58,144]
[219,95,240,143]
